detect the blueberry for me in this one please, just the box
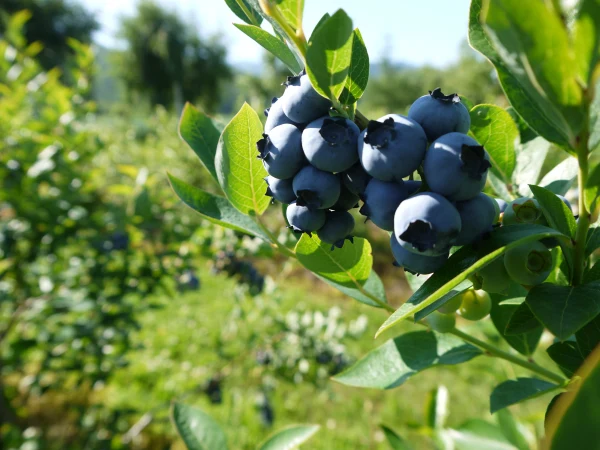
[286,201,326,233]
[471,257,511,294]
[458,289,492,321]
[423,132,491,201]
[292,165,340,210]
[437,294,463,314]
[394,192,461,256]
[407,88,471,141]
[110,231,129,250]
[281,71,331,123]
[301,116,360,172]
[342,162,371,196]
[504,240,553,285]
[264,97,303,133]
[404,180,422,196]
[257,124,305,179]
[265,176,296,204]
[331,182,360,211]
[390,235,449,274]
[360,178,409,231]
[358,115,428,181]
[317,210,355,249]
[502,197,547,226]
[454,193,497,246]
[425,311,456,332]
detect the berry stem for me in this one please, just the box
[572,84,593,285]
[448,328,566,384]
[256,215,296,259]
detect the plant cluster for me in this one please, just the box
[170,0,600,448]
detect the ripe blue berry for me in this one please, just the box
[404,180,422,196]
[302,116,360,172]
[454,193,497,246]
[281,72,331,123]
[360,178,409,231]
[264,97,302,133]
[257,124,305,180]
[408,88,471,141]
[318,210,355,249]
[265,176,296,204]
[358,115,428,181]
[394,192,461,256]
[423,132,491,201]
[286,201,326,233]
[342,162,371,196]
[504,240,553,286]
[292,165,340,210]
[331,182,360,211]
[390,235,449,274]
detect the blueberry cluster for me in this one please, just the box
[260,71,359,250]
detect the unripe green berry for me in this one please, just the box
[437,295,463,314]
[502,198,547,226]
[472,257,512,294]
[426,311,456,332]
[458,289,492,321]
[504,240,553,286]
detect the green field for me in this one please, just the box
[103,259,555,449]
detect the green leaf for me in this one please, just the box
[586,225,600,258]
[572,0,600,86]
[171,402,228,450]
[469,0,583,150]
[305,9,354,100]
[545,346,600,449]
[506,106,537,144]
[575,314,600,357]
[257,424,319,450]
[332,331,482,389]
[504,301,542,336]
[585,163,600,214]
[295,234,371,289]
[547,341,585,377]
[488,172,513,202]
[309,13,330,41]
[404,272,427,292]
[590,78,600,152]
[526,281,600,340]
[168,173,269,240]
[512,138,550,196]
[224,0,263,25]
[338,29,369,105]
[530,184,577,238]
[178,103,221,182]
[380,425,411,450]
[495,409,531,450]
[234,24,301,73]
[443,420,518,450]
[490,287,542,356]
[469,104,518,183]
[490,378,560,413]
[215,103,270,216]
[376,225,567,337]
[272,0,304,32]
[245,0,290,47]
[314,270,387,309]
[584,261,600,283]
[537,156,578,196]
[424,386,449,429]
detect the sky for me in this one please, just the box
[78,0,472,67]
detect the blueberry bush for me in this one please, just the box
[181,0,597,448]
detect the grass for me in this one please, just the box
[102,256,557,449]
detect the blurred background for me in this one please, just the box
[1,1,559,449]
